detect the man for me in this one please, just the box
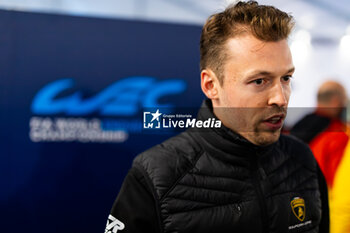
[105,1,329,232]
[290,81,347,144]
[290,81,348,233]
[290,80,348,187]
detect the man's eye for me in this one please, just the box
[282,75,292,82]
[253,79,264,85]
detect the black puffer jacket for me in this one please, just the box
[106,100,329,233]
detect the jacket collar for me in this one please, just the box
[190,99,276,161]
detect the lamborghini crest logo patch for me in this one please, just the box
[291,197,305,222]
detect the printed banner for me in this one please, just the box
[0,9,202,233]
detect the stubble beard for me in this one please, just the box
[215,106,286,146]
[244,128,282,146]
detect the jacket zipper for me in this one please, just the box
[253,155,269,233]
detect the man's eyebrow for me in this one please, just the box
[286,67,295,74]
[246,67,295,79]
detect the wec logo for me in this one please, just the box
[31,77,186,116]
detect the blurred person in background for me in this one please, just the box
[290,80,348,187]
[290,80,349,233]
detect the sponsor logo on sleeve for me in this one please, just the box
[105,215,125,233]
[288,197,312,230]
[291,197,305,222]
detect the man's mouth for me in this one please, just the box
[262,114,285,130]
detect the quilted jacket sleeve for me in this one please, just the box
[105,167,161,233]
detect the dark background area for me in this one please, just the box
[0,10,203,233]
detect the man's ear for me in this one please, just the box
[201,69,220,100]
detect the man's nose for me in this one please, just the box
[268,83,288,107]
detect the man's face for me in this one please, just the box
[213,34,294,146]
